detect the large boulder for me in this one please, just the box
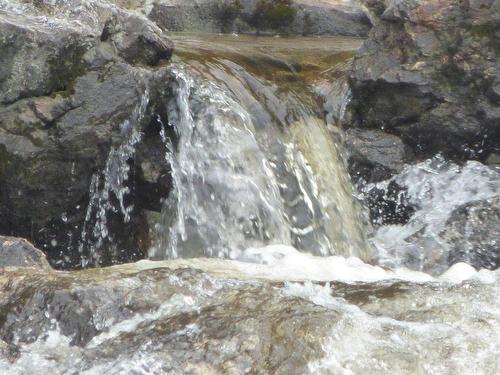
[0,0,174,268]
[345,0,500,164]
[148,0,371,36]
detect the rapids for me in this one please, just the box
[1,33,499,374]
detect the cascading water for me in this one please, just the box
[2,32,500,375]
[150,67,291,259]
[148,59,369,261]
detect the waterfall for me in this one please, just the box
[72,35,371,265]
[149,67,291,259]
[149,64,370,261]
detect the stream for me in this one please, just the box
[1,33,499,374]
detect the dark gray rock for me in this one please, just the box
[345,128,414,183]
[0,0,174,268]
[444,197,500,270]
[0,236,51,269]
[346,0,500,163]
[100,13,173,66]
[0,12,90,105]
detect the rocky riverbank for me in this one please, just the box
[1,251,499,374]
[340,0,500,272]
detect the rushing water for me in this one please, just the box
[2,33,500,374]
[148,34,369,261]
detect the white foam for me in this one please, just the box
[232,245,427,283]
[282,280,500,375]
[0,328,82,375]
[439,263,499,284]
[439,262,478,283]
[228,245,499,284]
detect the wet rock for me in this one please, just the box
[0,14,89,105]
[148,0,371,36]
[444,197,500,270]
[369,157,500,275]
[0,263,334,368]
[346,0,500,163]
[486,153,500,166]
[0,236,51,269]
[100,14,173,66]
[345,128,414,183]
[0,260,499,373]
[0,0,174,268]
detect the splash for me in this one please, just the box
[78,89,150,267]
[366,155,500,274]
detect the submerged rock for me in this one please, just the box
[369,157,500,274]
[0,236,51,269]
[346,0,500,164]
[0,0,174,268]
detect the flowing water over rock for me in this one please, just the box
[79,89,150,267]
[148,33,369,261]
[1,256,499,374]
[1,32,500,374]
